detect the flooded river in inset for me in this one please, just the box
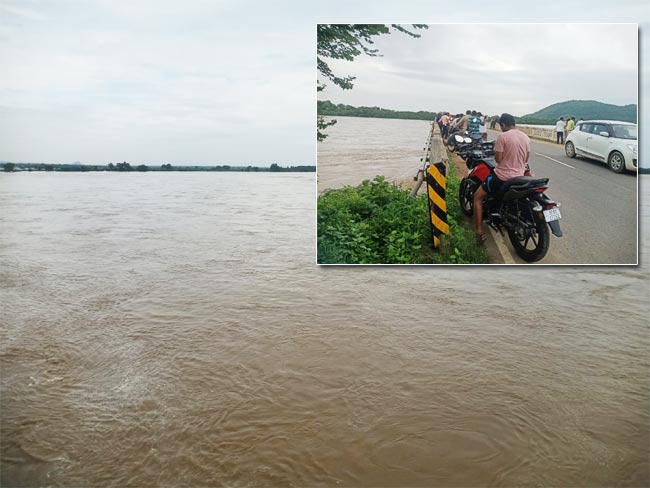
[318,116,432,192]
[1,172,648,486]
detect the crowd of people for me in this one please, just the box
[438,111,585,147]
[554,116,583,144]
[435,110,490,144]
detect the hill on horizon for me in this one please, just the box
[518,100,637,124]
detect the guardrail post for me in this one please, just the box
[409,125,434,198]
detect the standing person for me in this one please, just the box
[490,115,498,129]
[468,111,482,135]
[564,116,569,141]
[555,117,566,144]
[477,112,487,136]
[440,112,450,138]
[566,116,575,134]
[473,113,530,242]
[456,110,472,132]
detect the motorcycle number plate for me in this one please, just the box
[543,208,562,222]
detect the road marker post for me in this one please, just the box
[426,160,449,248]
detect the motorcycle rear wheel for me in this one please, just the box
[459,178,474,217]
[507,216,550,262]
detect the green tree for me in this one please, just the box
[270,163,280,172]
[116,161,132,171]
[3,162,15,172]
[136,164,148,172]
[317,24,427,141]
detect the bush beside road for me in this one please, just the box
[317,169,488,264]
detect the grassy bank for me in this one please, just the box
[317,168,488,264]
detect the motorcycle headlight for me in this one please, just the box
[626,144,637,154]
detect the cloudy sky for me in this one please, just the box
[318,24,638,117]
[0,0,648,165]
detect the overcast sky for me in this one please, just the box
[318,24,638,117]
[0,0,648,165]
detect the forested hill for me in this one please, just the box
[518,100,637,125]
[318,100,437,121]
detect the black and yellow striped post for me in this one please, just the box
[426,161,449,248]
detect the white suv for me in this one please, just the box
[564,120,637,173]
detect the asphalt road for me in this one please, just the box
[485,129,638,264]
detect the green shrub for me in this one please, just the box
[317,173,488,264]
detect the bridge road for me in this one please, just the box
[485,129,638,264]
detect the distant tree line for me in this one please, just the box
[318,100,438,121]
[2,162,315,173]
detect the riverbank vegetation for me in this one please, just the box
[318,100,438,122]
[2,162,315,172]
[317,171,488,264]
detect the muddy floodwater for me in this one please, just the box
[318,116,432,192]
[1,172,649,486]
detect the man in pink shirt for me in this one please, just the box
[473,113,530,241]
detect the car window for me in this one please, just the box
[592,124,609,135]
[611,124,637,140]
[581,123,593,133]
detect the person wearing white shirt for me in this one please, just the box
[555,118,566,144]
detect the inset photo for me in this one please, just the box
[317,24,638,265]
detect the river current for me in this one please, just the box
[1,171,648,486]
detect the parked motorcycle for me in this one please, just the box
[457,141,495,162]
[448,131,489,153]
[458,151,563,262]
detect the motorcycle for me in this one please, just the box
[457,140,495,162]
[458,150,563,262]
[447,131,472,152]
[448,130,488,153]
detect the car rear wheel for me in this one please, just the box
[565,141,576,158]
[608,151,625,173]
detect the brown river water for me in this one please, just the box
[318,117,432,192]
[1,172,649,487]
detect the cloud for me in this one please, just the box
[0,0,314,164]
[0,0,647,164]
[318,24,638,116]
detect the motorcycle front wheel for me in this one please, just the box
[507,214,550,262]
[459,178,474,217]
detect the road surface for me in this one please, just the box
[484,129,638,264]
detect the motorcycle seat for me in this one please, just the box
[499,176,549,192]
